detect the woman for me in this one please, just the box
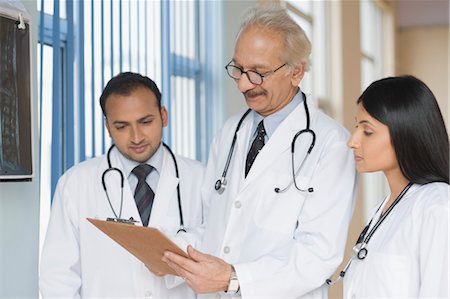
[344,75,449,298]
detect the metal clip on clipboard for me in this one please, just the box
[106,217,139,225]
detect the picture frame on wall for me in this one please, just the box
[0,4,33,181]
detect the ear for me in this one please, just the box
[290,64,305,87]
[161,106,168,128]
[105,117,112,137]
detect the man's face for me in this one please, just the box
[232,25,304,117]
[105,86,168,163]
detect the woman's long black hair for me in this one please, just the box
[358,75,449,184]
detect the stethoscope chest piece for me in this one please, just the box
[352,242,368,260]
[215,177,226,193]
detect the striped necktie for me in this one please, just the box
[245,120,266,177]
[132,164,154,227]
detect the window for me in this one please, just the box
[285,1,330,112]
[360,0,389,220]
[38,0,223,252]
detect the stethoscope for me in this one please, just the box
[326,183,413,286]
[101,143,186,233]
[214,93,316,194]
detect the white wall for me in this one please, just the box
[223,0,258,119]
[0,1,40,297]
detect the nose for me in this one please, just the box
[130,125,144,144]
[236,73,256,93]
[347,131,359,149]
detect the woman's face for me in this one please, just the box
[347,104,399,175]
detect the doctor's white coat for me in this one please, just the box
[344,182,449,298]
[199,96,358,299]
[39,146,204,299]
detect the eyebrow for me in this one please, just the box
[356,120,374,126]
[112,114,154,125]
[231,59,269,70]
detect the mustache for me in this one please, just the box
[244,90,267,97]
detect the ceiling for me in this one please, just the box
[396,0,450,28]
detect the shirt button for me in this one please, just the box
[234,201,242,208]
[223,246,230,254]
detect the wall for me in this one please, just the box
[0,1,40,297]
[396,0,449,124]
[397,26,449,124]
[223,0,258,117]
[328,1,364,297]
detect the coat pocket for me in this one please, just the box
[253,173,308,235]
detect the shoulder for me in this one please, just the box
[312,107,351,142]
[171,153,205,172]
[410,182,449,218]
[222,110,251,128]
[58,156,105,184]
[411,182,449,205]
[212,109,251,144]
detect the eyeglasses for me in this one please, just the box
[225,61,287,85]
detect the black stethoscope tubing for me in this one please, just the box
[102,143,186,233]
[354,182,413,259]
[325,182,413,285]
[214,92,315,193]
[214,108,252,192]
[275,96,316,193]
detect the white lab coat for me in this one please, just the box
[344,182,449,298]
[199,96,357,299]
[40,146,204,299]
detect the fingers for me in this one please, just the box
[163,251,198,271]
[164,257,188,277]
[162,251,197,279]
[187,245,211,262]
[187,245,201,261]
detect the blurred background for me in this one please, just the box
[0,0,448,297]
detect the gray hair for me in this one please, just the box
[238,4,311,72]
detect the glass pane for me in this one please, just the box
[288,10,312,38]
[361,57,375,91]
[289,0,312,15]
[170,76,196,159]
[311,1,329,102]
[146,1,162,86]
[172,1,196,59]
[287,8,313,95]
[361,1,382,57]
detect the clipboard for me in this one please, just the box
[87,218,189,275]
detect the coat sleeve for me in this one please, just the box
[39,172,82,299]
[417,187,449,298]
[235,133,358,298]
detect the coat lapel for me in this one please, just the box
[147,147,178,228]
[243,99,317,188]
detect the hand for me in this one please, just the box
[162,245,232,293]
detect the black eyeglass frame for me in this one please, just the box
[225,61,287,85]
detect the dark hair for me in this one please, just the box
[358,75,449,184]
[99,72,162,116]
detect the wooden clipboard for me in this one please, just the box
[87,218,189,275]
